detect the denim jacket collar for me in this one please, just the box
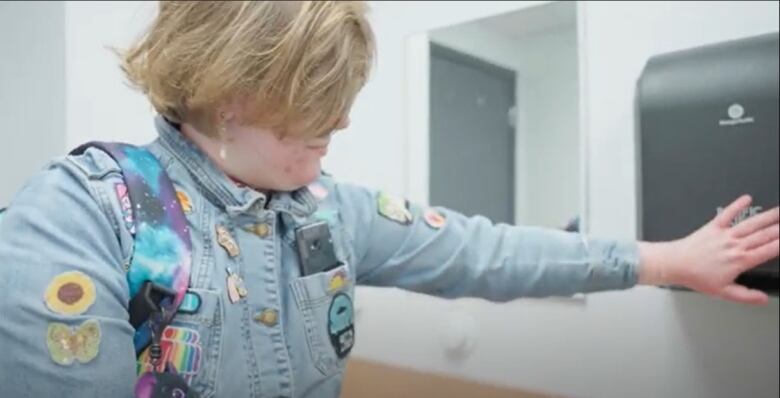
[153,115,316,218]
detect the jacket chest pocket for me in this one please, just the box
[290,262,356,376]
[281,207,356,265]
[135,288,223,396]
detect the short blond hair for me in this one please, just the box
[120,1,374,137]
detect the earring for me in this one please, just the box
[218,121,228,160]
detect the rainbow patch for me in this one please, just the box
[136,326,202,384]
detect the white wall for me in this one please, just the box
[5,1,777,398]
[515,28,580,229]
[0,1,65,205]
[1,1,156,204]
[64,1,157,149]
[429,22,520,71]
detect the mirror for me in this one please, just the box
[405,1,585,232]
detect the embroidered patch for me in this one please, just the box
[136,326,202,385]
[115,183,135,234]
[177,291,202,315]
[44,271,96,316]
[377,192,412,225]
[308,182,329,200]
[176,190,193,214]
[328,269,349,294]
[216,225,240,257]
[423,208,446,230]
[46,319,101,366]
[328,293,355,359]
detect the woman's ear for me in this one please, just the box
[217,99,244,125]
[218,109,236,124]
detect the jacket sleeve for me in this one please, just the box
[335,182,640,301]
[0,149,136,397]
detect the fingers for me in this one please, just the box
[743,238,780,270]
[741,223,780,251]
[732,206,780,238]
[715,195,752,228]
[718,284,769,305]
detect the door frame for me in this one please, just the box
[403,1,591,234]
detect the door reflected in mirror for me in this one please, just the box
[406,1,585,232]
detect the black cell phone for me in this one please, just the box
[295,221,341,276]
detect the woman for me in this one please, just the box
[0,2,777,397]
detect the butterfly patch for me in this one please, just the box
[46,319,101,366]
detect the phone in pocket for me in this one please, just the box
[295,221,341,276]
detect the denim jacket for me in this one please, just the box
[0,116,640,397]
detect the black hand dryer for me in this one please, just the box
[637,32,779,295]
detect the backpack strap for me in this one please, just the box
[70,142,192,355]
